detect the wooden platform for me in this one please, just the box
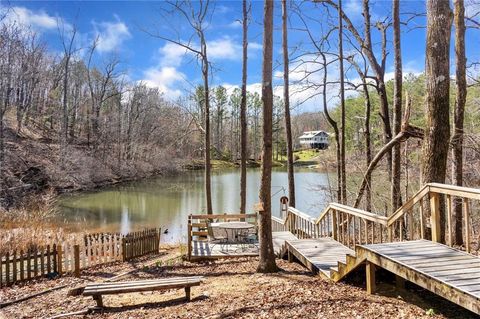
[190,231,297,260]
[286,237,480,315]
[285,237,354,278]
[358,240,480,314]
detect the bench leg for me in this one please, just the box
[185,287,191,301]
[93,295,104,307]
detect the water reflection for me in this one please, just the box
[58,167,333,242]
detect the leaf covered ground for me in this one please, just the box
[0,250,476,319]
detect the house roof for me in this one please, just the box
[299,130,328,139]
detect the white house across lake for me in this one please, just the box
[299,131,329,150]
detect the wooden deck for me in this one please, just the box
[286,238,480,315]
[190,231,297,260]
[358,240,480,314]
[285,237,354,278]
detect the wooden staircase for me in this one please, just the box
[273,183,480,315]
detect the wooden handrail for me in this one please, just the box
[316,203,388,226]
[387,184,430,227]
[272,182,479,249]
[188,213,257,219]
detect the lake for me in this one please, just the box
[58,167,334,242]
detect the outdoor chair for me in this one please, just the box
[238,224,259,249]
[207,222,227,251]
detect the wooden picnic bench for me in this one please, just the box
[82,276,202,307]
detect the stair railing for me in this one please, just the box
[274,183,479,253]
[271,202,388,249]
[387,183,480,252]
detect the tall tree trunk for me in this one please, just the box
[391,0,402,212]
[240,0,248,214]
[257,0,278,273]
[339,0,347,204]
[282,0,296,207]
[321,53,341,203]
[62,56,70,164]
[423,0,452,244]
[201,37,213,215]
[453,0,466,245]
[363,81,372,211]
[362,0,392,178]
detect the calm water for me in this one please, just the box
[58,167,333,242]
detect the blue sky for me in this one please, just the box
[3,0,480,112]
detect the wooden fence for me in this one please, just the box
[0,228,161,287]
[122,229,161,261]
[0,245,58,287]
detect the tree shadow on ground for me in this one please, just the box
[93,295,208,314]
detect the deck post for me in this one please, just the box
[331,209,338,241]
[429,192,441,243]
[366,261,376,294]
[187,216,192,261]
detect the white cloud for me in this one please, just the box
[208,37,242,60]
[344,0,363,21]
[227,20,242,29]
[142,66,185,100]
[158,42,190,67]
[4,6,58,30]
[93,16,131,53]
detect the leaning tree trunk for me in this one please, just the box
[339,0,347,204]
[240,0,248,214]
[452,0,466,245]
[391,0,402,212]
[257,0,278,273]
[423,0,452,244]
[282,0,296,207]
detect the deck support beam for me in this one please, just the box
[366,261,376,294]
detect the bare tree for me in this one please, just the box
[318,0,393,179]
[58,21,77,165]
[257,0,278,274]
[282,0,296,207]
[240,0,250,214]
[391,0,402,211]
[423,0,452,243]
[452,0,466,245]
[338,0,347,204]
[86,37,121,145]
[147,0,214,214]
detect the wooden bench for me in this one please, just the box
[82,277,202,307]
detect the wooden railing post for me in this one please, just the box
[429,192,441,243]
[463,198,471,253]
[331,209,338,241]
[57,244,63,276]
[73,245,80,278]
[187,216,192,260]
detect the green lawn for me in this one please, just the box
[276,149,320,162]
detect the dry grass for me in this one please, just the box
[0,191,79,254]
